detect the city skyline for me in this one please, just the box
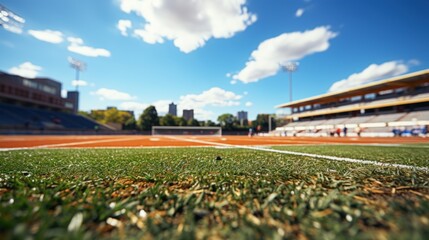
[1,0,428,121]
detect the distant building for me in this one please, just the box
[183,109,194,121]
[237,111,248,121]
[168,102,177,116]
[237,110,248,126]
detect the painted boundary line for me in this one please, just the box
[0,136,146,151]
[169,137,429,172]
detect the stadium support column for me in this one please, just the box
[283,62,299,103]
[67,91,79,114]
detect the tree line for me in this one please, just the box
[80,105,278,132]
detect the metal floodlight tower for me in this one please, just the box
[0,4,25,34]
[283,62,299,103]
[68,57,86,91]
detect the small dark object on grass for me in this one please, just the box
[193,209,210,221]
[216,156,222,160]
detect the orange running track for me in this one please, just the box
[0,135,428,149]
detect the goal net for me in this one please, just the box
[152,126,222,136]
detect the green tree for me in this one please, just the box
[217,113,235,130]
[138,105,159,131]
[160,114,177,126]
[89,110,105,122]
[123,116,137,130]
[173,116,187,126]
[78,111,91,119]
[187,119,200,126]
[252,114,275,132]
[204,120,217,127]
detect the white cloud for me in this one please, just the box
[328,61,409,92]
[179,87,242,109]
[232,26,337,83]
[9,62,42,78]
[152,100,172,115]
[245,101,253,107]
[119,100,173,117]
[192,108,214,120]
[67,37,111,57]
[408,59,420,66]
[295,8,304,17]
[120,87,243,120]
[28,29,64,43]
[120,0,257,53]
[119,101,149,115]
[61,89,68,98]
[93,88,136,100]
[71,80,88,87]
[117,19,132,36]
[178,87,242,120]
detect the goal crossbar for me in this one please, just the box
[152,126,222,136]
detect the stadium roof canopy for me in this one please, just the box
[276,69,429,109]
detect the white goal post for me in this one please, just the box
[152,126,222,136]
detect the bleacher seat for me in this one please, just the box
[0,103,101,131]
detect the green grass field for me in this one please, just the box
[1,144,429,239]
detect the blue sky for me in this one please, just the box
[1,0,428,121]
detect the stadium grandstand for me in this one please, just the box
[274,69,429,137]
[0,71,109,134]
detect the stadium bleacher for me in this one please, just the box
[0,102,103,132]
[274,69,429,137]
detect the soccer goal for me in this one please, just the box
[152,126,222,136]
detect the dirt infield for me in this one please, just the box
[0,135,428,149]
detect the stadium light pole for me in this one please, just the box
[68,57,86,91]
[283,62,299,103]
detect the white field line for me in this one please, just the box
[0,136,145,151]
[168,136,429,172]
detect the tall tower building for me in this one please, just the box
[168,102,177,116]
[183,109,194,121]
[237,110,248,126]
[237,111,248,121]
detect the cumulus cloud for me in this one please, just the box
[152,100,173,115]
[71,80,88,87]
[28,29,64,43]
[119,0,257,53]
[179,87,242,109]
[119,100,177,117]
[328,61,409,92]
[119,101,149,115]
[120,87,244,120]
[117,19,132,36]
[178,87,242,120]
[191,108,214,120]
[232,26,337,83]
[93,88,136,100]
[61,89,68,98]
[67,37,111,57]
[295,8,304,17]
[245,101,253,107]
[9,62,42,78]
